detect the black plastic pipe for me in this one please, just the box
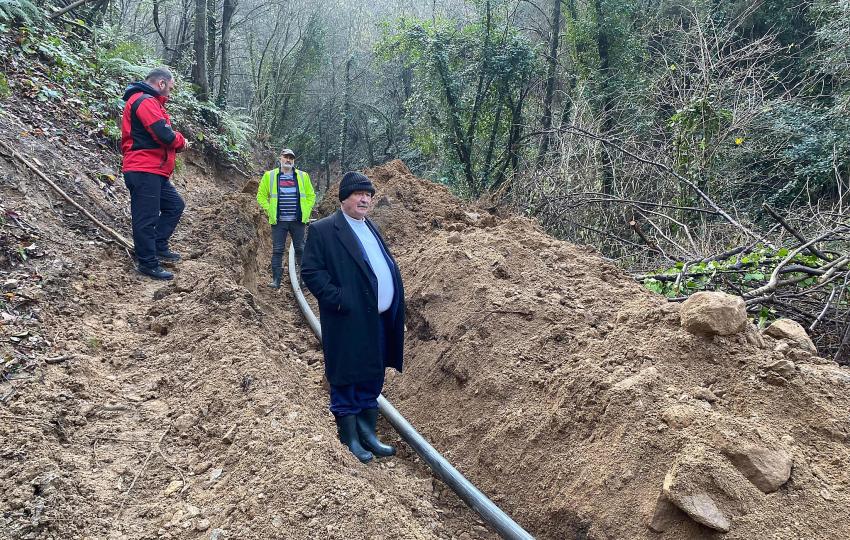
[288,246,534,540]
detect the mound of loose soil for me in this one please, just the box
[338,160,850,539]
[0,117,494,537]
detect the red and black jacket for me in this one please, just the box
[120,82,186,177]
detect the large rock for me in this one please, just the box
[724,445,792,493]
[662,471,731,533]
[680,292,747,336]
[647,492,687,533]
[764,318,817,353]
[659,444,761,533]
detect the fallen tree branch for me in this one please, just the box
[763,203,831,261]
[745,227,849,299]
[810,288,838,332]
[0,140,134,252]
[48,0,95,19]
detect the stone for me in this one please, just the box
[163,480,183,496]
[661,405,701,429]
[648,493,686,533]
[764,319,817,353]
[724,445,792,493]
[680,292,747,336]
[222,425,236,444]
[195,518,210,531]
[663,471,731,533]
[661,446,740,533]
[174,414,195,433]
[763,359,796,379]
[692,387,718,403]
[447,232,462,244]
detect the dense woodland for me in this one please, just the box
[0,0,848,360]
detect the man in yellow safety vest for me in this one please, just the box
[256,147,316,288]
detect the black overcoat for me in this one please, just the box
[301,209,405,386]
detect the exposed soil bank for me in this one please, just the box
[347,160,850,540]
[0,129,494,539]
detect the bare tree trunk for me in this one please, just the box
[207,0,217,95]
[593,0,615,194]
[363,111,376,166]
[216,0,236,109]
[339,57,353,171]
[537,0,562,165]
[192,0,210,101]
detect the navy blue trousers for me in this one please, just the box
[271,220,306,272]
[329,311,390,416]
[125,172,185,269]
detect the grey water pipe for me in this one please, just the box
[288,245,534,540]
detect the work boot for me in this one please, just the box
[268,268,282,289]
[157,250,182,264]
[356,408,396,457]
[137,265,174,281]
[335,415,373,463]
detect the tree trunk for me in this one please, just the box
[537,0,562,165]
[216,0,236,109]
[207,0,217,95]
[431,38,475,194]
[339,57,353,172]
[192,0,210,101]
[594,0,615,194]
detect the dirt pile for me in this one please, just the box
[0,111,494,538]
[346,160,850,539]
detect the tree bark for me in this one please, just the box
[593,0,615,194]
[207,0,218,95]
[537,0,562,165]
[192,0,210,101]
[216,0,236,108]
[339,57,353,171]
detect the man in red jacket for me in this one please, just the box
[121,67,188,280]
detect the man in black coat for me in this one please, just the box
[301,171,405,463]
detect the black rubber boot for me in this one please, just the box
[335,415,373,463]
[268,267,282,289]
[356,408,396,457]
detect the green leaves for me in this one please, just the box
[640,244,834,301]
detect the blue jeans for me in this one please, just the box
[124,172,185,269]
[271,221,306,272]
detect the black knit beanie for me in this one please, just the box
[338,171,375,201]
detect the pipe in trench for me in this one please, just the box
[288,245,534,540]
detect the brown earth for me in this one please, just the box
[0,117,497,538]
[343,160,850,539]
[1,102,849,540]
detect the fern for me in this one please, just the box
[97,57,151,80]
[219,111,255,147]
[0,0,42,24]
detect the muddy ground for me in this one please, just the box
[0,118,498,538]
[1,107,849,540]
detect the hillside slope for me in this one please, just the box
[351,160,850,540]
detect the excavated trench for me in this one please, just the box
[2,139,850,540]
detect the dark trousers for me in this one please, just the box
[125,172,185,269]
[271,220,306,272]
[328,312,390,416]
[330,371,385,417]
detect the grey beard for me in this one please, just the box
[280,163,293,171]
